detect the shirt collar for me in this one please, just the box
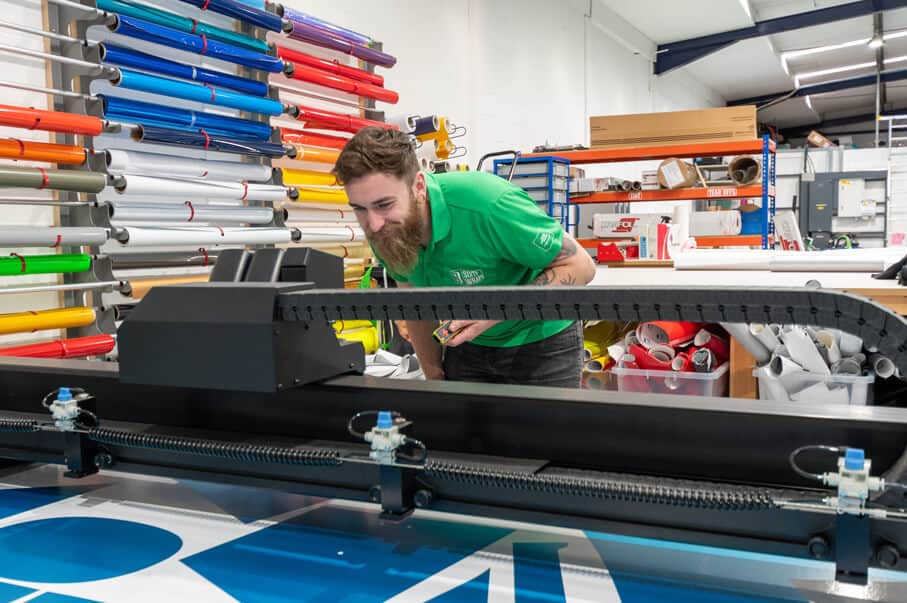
[423,171,451,248]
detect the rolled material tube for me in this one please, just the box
[109,202,274,224]
[280,8,372,46]
[0,138,85,165]
[0,166,106,193]
[110,251,217,269]
[281,130,348,150]
[291,145,340,165]
[838,330,864,357]
[177,0,283,32]
[784,326,831,375]
[108,15,283,73]
[100,43,268,96]
[720,322,770,364]
[284,61,399,104]
[292,187,348,204]
[282,206,356,223]
[112,68,283,116]
[749,323,780,352]
[728,156,761,185]
[96,0,269,53]
[0,103,103,136]
[118,226,295,247]
[133,125,287,157]
[0,306,95,335]
[870,354,897,379]
[276,45,383,86]
[102,96,272,141]
[114,174,287,201]
[0,226,108,247]
[411,116,439,136]
[832,358,862,375]
[769,355,812,393]
[299,226,363,244]
[106,149,272,182]
[293,105,394,133]
[0,334,116,359]
[816,330,842,365]
[0,253,91,276]
[127,275,209,299]
[280,168,338,186]
[336,326,379,354]
[333,319,374,332]
[583,340,604,362]
[286,20,396,68]
[585,355,611,372]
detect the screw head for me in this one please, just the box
[808,536,829,559]
[877,543,901,569]
[368,486,382,503]
[413,489,434,509]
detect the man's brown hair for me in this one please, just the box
[333,126,419,185]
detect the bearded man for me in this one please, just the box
[333,127,595,387]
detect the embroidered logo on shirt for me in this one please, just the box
[533,230,554,251]
[450,269,485,285]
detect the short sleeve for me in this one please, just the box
[484,188,564,269]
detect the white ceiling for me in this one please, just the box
[605,0,907,133]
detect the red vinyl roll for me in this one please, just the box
[0,103,104,136]
[277,45,384,86]
[294,105,396,134]
[0,334,115,359]
[637,321,700,348]
[285,61,398,103]
[697,330,730,365]
[628,343,673,371]
[281,129,349,150]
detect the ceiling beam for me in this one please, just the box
[726,67,907,107]
[781,108,905,137]
[655,0,907,75]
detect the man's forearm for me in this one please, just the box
[404,320,444,379]
[532,234,596,286]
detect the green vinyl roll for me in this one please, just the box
[0,253,91,276]
[0,166,107,193]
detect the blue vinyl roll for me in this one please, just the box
[101,44,268,97]
[134,125,286,157]
[114,68,283,116]
[102,95,272,140]
[234,0,266,8]
[109,15,283,73]
[177,0,283,33]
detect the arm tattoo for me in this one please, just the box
[559,274,577,285]
[533,268,555,285]
[552,236,578,263]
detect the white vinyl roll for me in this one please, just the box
[283,206,358,223]
[299,226,364,244]
[108,203,275,225]
[119,226,295,247]
[106,149,272,183]
[0,226,109,247]
[115,174,288,202]
[690,210,742,236]
[720,322,770,364]
[815,330,842,365]
[837,330,864,357]
[769,355,813,394]
[748,324,780,352]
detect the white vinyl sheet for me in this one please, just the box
[106,149,272,183]
[116,174,288,202]
[283,206,358,223]
[299,226,364,244]
[109,203,275,224]
[119,226,295,247]
[783,327,831,375]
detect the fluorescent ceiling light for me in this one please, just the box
[793,54,907,87]
[782,38,869,60]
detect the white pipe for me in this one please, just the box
[869,354,896,379]
[721,322,770,364]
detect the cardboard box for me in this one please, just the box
[657,158,698,189]
[589,106,757,149]
[807,130,835,148]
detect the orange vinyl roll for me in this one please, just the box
[281,130,349,150]
[0,103,104,136]
[292,145,340,164]
[127,274,209,299]
[0,138,86,165]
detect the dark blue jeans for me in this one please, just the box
[442,322,583,388]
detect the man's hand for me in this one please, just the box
[445,319,501,347]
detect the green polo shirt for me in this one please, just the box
[378,171,574,347]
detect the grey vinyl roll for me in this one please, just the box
[0,226,109,247]
[0,166,107,193]
[108,202,275,224]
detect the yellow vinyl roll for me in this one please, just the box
[337,326,379,353]
[281,168,338,186]
[293,187,349,204]
[309,243,373,259]
[583,340,604,362]
[128,275,209,300]
[0,306,96,335]
[343,265,365,279]
[333,319,374,332]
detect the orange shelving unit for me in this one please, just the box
[529,136,776,250]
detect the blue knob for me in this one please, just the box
[845,448,865,471]
[377,411,393,429]
[56,387,72,402]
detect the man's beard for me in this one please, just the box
[367,193,424,276]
